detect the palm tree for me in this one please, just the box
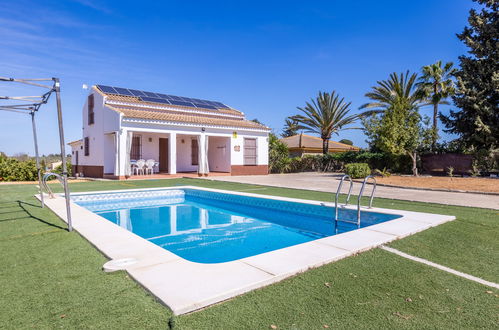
[294,91,362,154]
[360,71,426,176]
[417,61,457,150]
[359,71,422,113]
[281,116,300,137]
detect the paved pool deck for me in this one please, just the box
[205,172,499,210]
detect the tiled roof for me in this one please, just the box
[67,139,83,145]
[108,106,269,130]
[95,86,269,130]
[280,134,360,150]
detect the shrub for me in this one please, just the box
[0,156,39,181]
[344,163,371,179]
[374,167,391,177]
[54,160,73,177]
[269,133,291,173]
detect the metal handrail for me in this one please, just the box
[360,175,377,208]
[334,174,377,231]
[356,175,377,225]
[41,172,65,198]
[334,175,353,222]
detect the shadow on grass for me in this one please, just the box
[16,200,66,231]
[0,216,35,222]
[0,209,27,216]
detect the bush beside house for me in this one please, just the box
[0,155,38,181]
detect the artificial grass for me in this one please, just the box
[0,179,497,329]
[176,249,497,329]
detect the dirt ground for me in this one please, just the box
[373,175,499,193]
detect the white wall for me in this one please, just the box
[70,142,82,165]
[120,120,270,175]
[103,134,115,174]
[176,134,198,172]
[230,131,269,166]
[80,89,121,167]
[208,136,230,172]
[132,132,162,161]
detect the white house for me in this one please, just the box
[69,85,270,179]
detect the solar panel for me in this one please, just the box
[169,100,195,107]
[193,103,217,110]
[142,91,160,98]
[128,89,146,97]
[96,84,231,109]
[156,93,174,100]
[190,98,208,104]
[113,87,133,96]
[168,95,184,101]
[139,96,171,104]
[212,101,229,108]
[97,85,118,94]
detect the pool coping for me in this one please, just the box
[37,185,456,315]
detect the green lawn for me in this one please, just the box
[0,179,497,329]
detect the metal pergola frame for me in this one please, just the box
[0,77,73,231]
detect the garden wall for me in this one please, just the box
[421,153,473,175]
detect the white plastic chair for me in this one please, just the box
[134,159,145,175]
[145,159,155,175]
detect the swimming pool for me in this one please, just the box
[73,188,402,263]
[43,186,454,314]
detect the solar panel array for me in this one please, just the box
[96,85,229,110]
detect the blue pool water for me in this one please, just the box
[73,189,401,263]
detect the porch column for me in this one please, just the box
[117,128,128,177]
[113,131,120,176]
[168,132,177,174]
[198,133,207,175]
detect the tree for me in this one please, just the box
[417,61,457,150]
[362,106,433,176]
[294,91,362,154]
[361,71,429,175]
[281,117,300,137]
[360,71,422,114]
[440,0,499,153]
[339,139,353,146]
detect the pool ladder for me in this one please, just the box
[334,175,377,232]
[41,172,66,198]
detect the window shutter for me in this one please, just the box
[130,135,142,160]
[84,137,90,156]
[88,94,95,125]
[244,138,257,165]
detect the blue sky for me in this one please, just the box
[0,0,476,156]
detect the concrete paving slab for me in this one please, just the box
[241,241,351,276]
[366,218,433,238]
[127,259,275,315]
[316,228,397,252]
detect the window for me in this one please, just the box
[88,94,95,125]
[130,135,142,160]
[191,138,199,165]
[244,138,257,165]
[84,137,90,156]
